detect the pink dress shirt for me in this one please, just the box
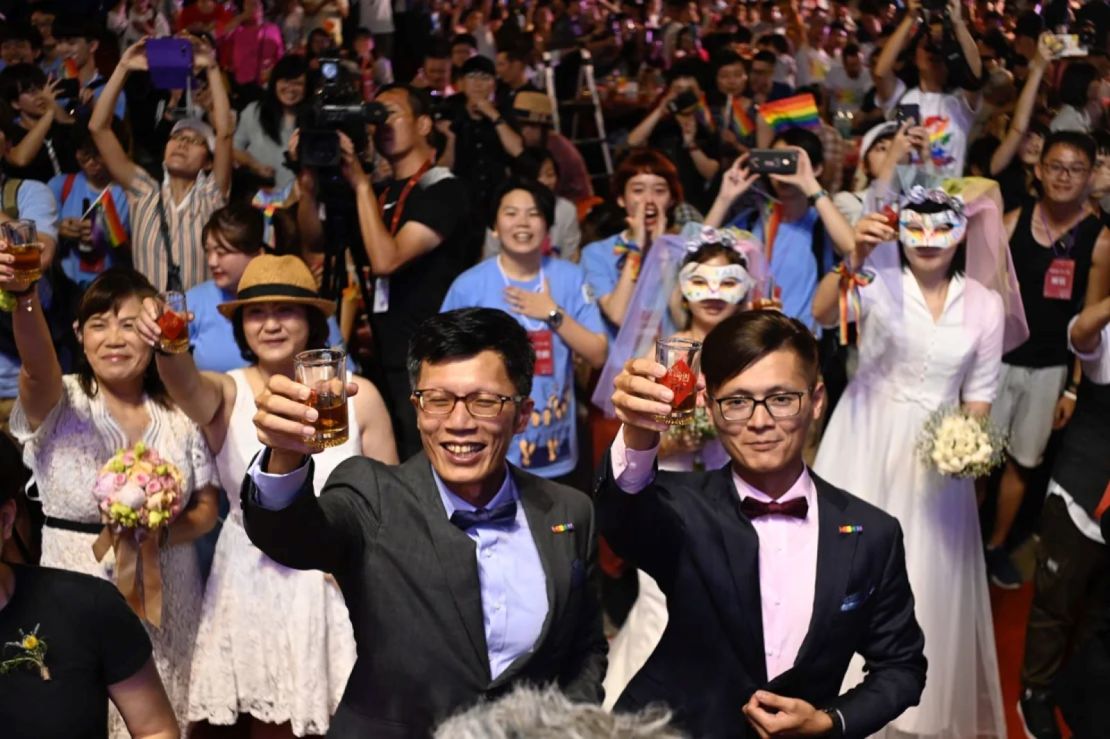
[611,432,820,681]
[220,22,285,86]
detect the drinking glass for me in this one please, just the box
[3,219,43,283]
[295,348,349,451]
[752,275,782,310]
[655,338,702,425]
[156,291,190,354]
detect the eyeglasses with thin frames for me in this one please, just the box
[1043,161,1091,179]
[713,391,808,422]
[412,389,524,418]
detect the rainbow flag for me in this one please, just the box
[98,189,128,248]
[758,93,820,134]
[695,92,716,133]
[729,97,755,137]
[63,58,80,79]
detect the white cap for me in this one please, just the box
[170,118,216,154]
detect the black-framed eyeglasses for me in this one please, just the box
[412,389,524,418]
[713,391,807,421]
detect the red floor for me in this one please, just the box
[991,583,1070,739]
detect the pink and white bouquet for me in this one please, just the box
[91,442,184,626]
[93,442,184,533]
[917,407,1007,479]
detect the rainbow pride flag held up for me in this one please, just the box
[758,93,820,134]
[729,97,755,137]
[695,92,716,132]
[98,189,128,248]
[63,58,80,79]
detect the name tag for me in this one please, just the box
[529,330,554,376]
[1043,258,1075,301]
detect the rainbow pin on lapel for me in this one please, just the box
[838,525,864,534]
[551,523,575,534]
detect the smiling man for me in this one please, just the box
[599,310,926,738]
[243,307,607,738]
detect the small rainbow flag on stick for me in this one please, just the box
[98,189,128,248]
[729,96,755,137]
[758,93,820,134]
[63,58,80,79]
[695,91,716,132]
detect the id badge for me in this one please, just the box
[372,277,390,313]
[529,330,554,376]
[1043,258,1075,301]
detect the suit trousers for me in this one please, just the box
[1022,494,1110,689]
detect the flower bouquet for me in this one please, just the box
[90,442,185,626]
[917,407,1007,479]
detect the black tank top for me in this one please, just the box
[1003,202,1101,368]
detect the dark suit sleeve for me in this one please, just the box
[559,498,608,704]
[242,454,381,575]
[831,522,928,737]
[593,450,684,590]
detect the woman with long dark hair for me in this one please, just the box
[233,54,308,191]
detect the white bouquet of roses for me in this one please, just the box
[917,407,1007,479]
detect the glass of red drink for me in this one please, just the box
[655,337,702,425]
[157,291,190,354]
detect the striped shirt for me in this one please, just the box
[126,168,226,291]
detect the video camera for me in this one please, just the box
[298,57,388,168]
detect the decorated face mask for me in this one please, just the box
[679,263,752,304]
[898,208,967,250]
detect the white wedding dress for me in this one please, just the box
[187,369,360,736]
[813,272,1007,738]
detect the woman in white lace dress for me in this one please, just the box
[7,269,220,739]
[138,254,397,738]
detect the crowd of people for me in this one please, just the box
[1,0,1110,737]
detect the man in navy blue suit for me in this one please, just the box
[598,311,926,738]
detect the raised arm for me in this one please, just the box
[192,36,233,197]
[874,1,918,105]
[628,85,679,147]
[990,35,1051,175]
[2,268,62,431]
[949,0,982,91]
[705,154,759,228]
[5,81,60,168]
[768,147,856,258]
[89,40,146,190]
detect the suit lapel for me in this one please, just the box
[405,454,491,680]
[786,475,860,670]
[490,466,563,688]
[707,467,769,684]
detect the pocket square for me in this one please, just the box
[840,587,875,612]
[569,559,585,589]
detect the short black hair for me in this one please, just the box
[665,57,702,84]
[232,305,330,364]
[450,33,478,50]
[0,23,43,49]
[426,38,451,60]
[498,41,531,65]
[1059,62,1098,108]
[713,50,744,69]
[0,62,46,104]
[771,126,825,169]
[762,33,789,55]
[702,311,820,394]
[752,50,777,66]
[50,18,101,42]
[489,175,556,229]
[1041,130,1097,166]
[375,83,433,120]
[408,308,535,398]
[842,42,861,57]
[511,145,559,181]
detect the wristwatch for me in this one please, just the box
[821,707,845,737]
[807,188,830,207]
[545,307,564,329]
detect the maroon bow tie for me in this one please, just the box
[740,496,809,520]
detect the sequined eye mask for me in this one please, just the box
[898,209,967,250]
[679,263,752,304]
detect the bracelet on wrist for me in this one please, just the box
[1063,389,1078,401]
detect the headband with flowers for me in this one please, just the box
[899,185,967,220]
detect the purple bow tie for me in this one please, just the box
[740,496,809,520]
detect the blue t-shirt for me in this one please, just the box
[580,233,678,341]
[440,256,604,478]
[732,208,834,326]
[187,280,349,374]
[57,74,127,122]
[48,173,131,288]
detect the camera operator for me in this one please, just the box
[437,55,523,238]
[339,84,471,459]
[873,0,982,177]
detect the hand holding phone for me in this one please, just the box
[748,149,798,175]
[896,103,920,126]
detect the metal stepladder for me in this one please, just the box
[541,49,613,190]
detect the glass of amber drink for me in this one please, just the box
[157,291,190,354]
[3,219,43,283]
[655,337,701,425]
[295,348,349,451]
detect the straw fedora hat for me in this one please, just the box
[218,255,335,318]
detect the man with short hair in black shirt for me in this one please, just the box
[990,131,1110,588]
[343,83,473,460]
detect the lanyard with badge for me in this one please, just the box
[1039,206,1080,301]
[371,159,433,313]
[496,256,554,376]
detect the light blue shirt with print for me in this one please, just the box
[48,173,131,287]
[440,256,604,478]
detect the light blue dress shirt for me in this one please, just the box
[248,455,549,680]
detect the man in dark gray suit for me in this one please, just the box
[243,308,606,738]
